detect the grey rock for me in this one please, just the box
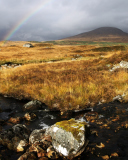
[29,129,46,145]
[113,93,125,102]
[110,60,128,72]
[45,119,90,159]
[23,43,33,48]
[22,100,45,111]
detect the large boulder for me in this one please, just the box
[23,43,33,48]
[45,118,90,159]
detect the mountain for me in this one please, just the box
[62,27,128,42]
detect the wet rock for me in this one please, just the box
[29,129,46,145]
[22,136,52,159]
[101,155,109,160]
[14,139,28,152]
[18,151,37,160]
[36,146,46,158]
[96,142,105,148]
[28,145,47,158]
[110,152,119,157]
[29,129,52,152]
[8,117,22,124]
[22,100,47,111]
[24,112,37,121]
[45,118,90,159]
[0,124,30,152]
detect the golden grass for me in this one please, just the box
[0,41,99,65]
[0,41,128,112]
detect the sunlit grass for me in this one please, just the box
[0,41,128,112]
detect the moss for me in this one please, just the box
[56,119,87,141]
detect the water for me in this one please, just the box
[0,95,128,159]
[0,95,66,131]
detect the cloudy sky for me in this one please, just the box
[0,0,128,41]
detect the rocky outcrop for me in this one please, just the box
[45,119,90,159]
[110,60,128,72]
[0,124,30,152]
[1,119,90,159]
[113,94,125,102]
[0,63,21,70]
[22,100,47,111]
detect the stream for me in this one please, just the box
[0,95,68,131]
[0,95,128,160]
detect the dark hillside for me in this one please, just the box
[62,27,128,42]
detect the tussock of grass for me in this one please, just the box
[0,60,128,112]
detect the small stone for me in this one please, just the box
[46,146,59,159]
[91,130,98,136]
[24,112,36,121]
[15,140,28,152]
[110,152,119,157]
[8,117,21,124]
[29,129,46,145]
[102,155,109,160]
[96,142,105,148]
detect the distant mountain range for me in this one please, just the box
[62,27,128,42]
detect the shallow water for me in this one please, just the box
[0,95,66,131]
[0,95,128,160]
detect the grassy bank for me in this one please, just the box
[0,41,128,112]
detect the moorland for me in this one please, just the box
[0,40,128,113]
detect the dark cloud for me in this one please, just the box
[0,0,128,41]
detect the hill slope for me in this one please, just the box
[63,27,128,42]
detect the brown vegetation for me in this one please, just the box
[0,41,128,112]
[63,27,128,43]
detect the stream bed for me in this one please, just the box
[0,95,128,160]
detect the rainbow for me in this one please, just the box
[2,0,53,46]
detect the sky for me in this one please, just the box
[0,0,128,41]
